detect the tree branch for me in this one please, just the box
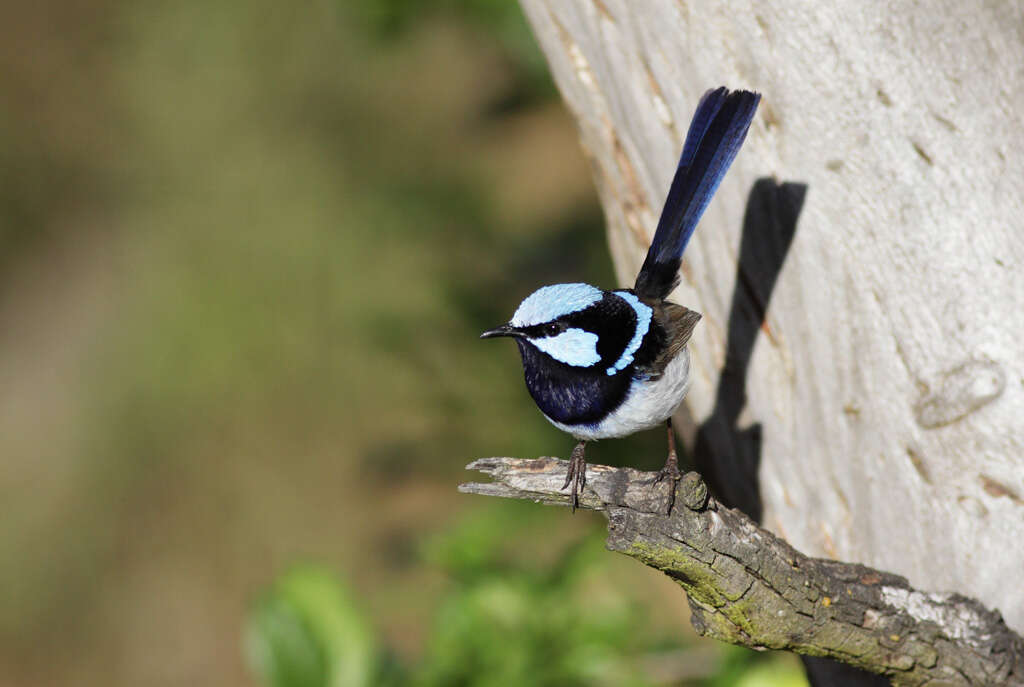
[460,458,1024,686]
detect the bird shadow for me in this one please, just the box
[689,178,891,687]
[690,177,805,522]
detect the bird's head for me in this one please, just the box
[481,283,652,376]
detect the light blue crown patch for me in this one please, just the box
[511,283,603,327]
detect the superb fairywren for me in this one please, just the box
[482,87,760,510]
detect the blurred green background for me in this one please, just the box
[0,1,806,685]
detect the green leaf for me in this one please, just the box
[246,566,379,687]
[245,592,329,687]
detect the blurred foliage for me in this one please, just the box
[2,0,805,685]
[247,508,807,687]
[247,566,394,687]
[351,0,555,102]
[415,516,655,687]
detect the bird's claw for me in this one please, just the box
[653,462,682,485]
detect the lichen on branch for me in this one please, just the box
[460,457,1023,687]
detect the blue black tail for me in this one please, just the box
[634,87,761,301]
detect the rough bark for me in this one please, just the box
[461,458,1024,686]
[515,0,1024,638]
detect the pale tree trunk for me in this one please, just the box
[515,0,1024,679]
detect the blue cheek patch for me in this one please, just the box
[511,283,603,327]
[531,328,601,367]
[606,291,652,375]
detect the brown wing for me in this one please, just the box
[646,301,701,380]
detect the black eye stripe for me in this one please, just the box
[521,321,566,338]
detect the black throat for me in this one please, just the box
[516,339,633,426]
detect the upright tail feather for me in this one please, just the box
[634,87,761,301]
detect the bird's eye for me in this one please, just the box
[544,323,561,336]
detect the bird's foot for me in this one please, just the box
[651,457,681,515]
[561,441,587,513]
[653,459,682,485]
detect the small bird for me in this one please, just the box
[481,87,760,510]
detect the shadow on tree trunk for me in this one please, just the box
[692,178,890,686]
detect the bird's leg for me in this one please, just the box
[655,417,682,483]
[561,440,587,513]
[650,419,682,514]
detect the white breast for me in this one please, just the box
[545,349,692,441]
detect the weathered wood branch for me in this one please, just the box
[460,458,1024,686]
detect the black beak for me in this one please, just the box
[480,323,520,339]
